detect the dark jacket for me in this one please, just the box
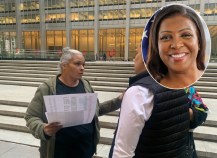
[110,71,190,158]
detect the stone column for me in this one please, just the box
[15,0,22,51]
[94,0,99,60]
[65,0,71,48]
[39,0,46,58]
[125,0,130,61]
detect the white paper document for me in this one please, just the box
[43,93,97,128]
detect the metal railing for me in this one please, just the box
[0,50,96,61]
[0,49,134,61]
[0,49,216,62]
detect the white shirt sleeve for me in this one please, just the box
[112,86,154,158]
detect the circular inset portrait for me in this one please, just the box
[142,3,211,89]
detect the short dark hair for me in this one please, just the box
[147,4,206,81]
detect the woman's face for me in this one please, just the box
[62,54,85,80]
[158,15,199,74]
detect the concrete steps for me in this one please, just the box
[203,73,217,77]
[0,67,134,74]
[0,60,216,98]
[197,92,217,99]
[193,126,217,142]
[0,76,129,86]
[0,71,132,79]
[0,80,126,92]
[195,140,217,158]
[194,81,217,87]
[0,100,217,157]
[195,86,217,93]
[0,114,117,143]
[0,104,26,117]
[199,77,217,82]
[0,105,217,142]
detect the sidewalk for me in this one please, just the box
[0,85,121,103]
[0,141,39,158]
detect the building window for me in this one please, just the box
[45,13,65,23]
[0,1,16,27]
[0,4,4,12]
[23,31,40,50]
[130,8,156,19]
[46,30,66,50]
[21,14,40,24]
[165,0,184,2]
[129,28,143,60]
[45,0,65,10]
[20,1,39,11]
[99,0,126,6]
[131,0,161,4]
[0,16,16,25]
[71,30,94,56]
[70,0,94,8]
[205,3,217,15]
[99,9,126,21]
[0,2,16,12]
[99,29,125,60]
[189,4,200,14]
[71,11,94,21]
[0,32,16,52]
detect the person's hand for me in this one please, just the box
[189,108,194,121]
[118,91,125,100]
[43,122,62,136]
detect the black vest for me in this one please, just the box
[110,72,189,158]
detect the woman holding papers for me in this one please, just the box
[24,47,122,158]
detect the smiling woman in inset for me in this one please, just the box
[144,4,211,89]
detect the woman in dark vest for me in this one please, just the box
[109,41,190,158]
[109,4,209,158]
[109,40,208,158]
